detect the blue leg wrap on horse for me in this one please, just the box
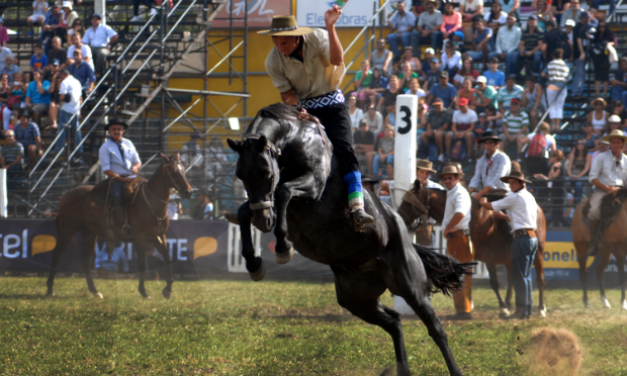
[343,171,364,208]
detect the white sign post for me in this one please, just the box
[0,169,6,218]
[392,94,418,315]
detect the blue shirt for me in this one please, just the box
[483,70,505,87]
[26,80,51,105]
[68,62,96,89]
[99,138,141,177]
[82,24,118,48]
[30,54,48,70]
[14,122,41,148]
[390,11,416,33]
[474,27,493,45]
[429,83,457,108]
[44,11,60,27]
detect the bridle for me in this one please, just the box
[164,160,184,193]
[141,158,187,231]
[242,134,282,211]
[399,183,431,226]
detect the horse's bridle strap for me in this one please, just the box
[250,201,273,210]
[402,191,428,214]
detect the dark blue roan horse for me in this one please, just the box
[227,104,473,376]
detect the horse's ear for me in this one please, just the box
[257,135,268,150]
[227,139,242,153]
[413,179,421,191]
[160,153,170,162]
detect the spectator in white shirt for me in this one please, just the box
[67,33,94,71]
[488,13,522,77]
[54,69,83,154]
[82,13,118,77]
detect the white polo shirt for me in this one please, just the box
[59,75,82,114]
[491,188,538,232]
[442,183,471,231]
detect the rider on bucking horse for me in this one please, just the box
[99,119,142,237]
[586,129,627,256]
[258,8,374,225]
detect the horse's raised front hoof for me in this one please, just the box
[276,247,293,265]
[621,300,627,311]
[249,261,266,282]
[499,308,510,317]
[162,288,171,300]
[602,297,611,309]
[92,292,103,299]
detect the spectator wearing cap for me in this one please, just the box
[441,41,462,80]
[422,48,435,74]
[488,13,521,77]
[28,0,48,32]
[369,38,394,77]
[564,19,576,56]
[472,75,499,112]
[42,3,66,54]
[500,97,529,154]
[14,109,42,170]
[386,2,416,59]
[421,97,453,162]
[428,70,457,108]
[560,0,582,28]
[83,13,119,77]
[543,48,570,132]
[353,119,376,176]
[603,114,622,136]
[465,16,492,70]
[0,55,21,84]
[67,33,94,72]
[26,69,51,127]
[440,2,462,48]
[54,68,83,154]
[68,49,96,96]
[30,44,48,72]
[45,37,67,73]
[0,44,15,74]
[611,58,627,107]
[451,30,467,53]
[424,57,442,91]
[497,75,524,114]
[448,97,477,162]
[411,0,443,54]
[0,130,25,180]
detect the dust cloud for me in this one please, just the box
[525,328,583,376]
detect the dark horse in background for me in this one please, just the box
[398,181,547,317]
[46,154,193,299]
[227,104,473,376]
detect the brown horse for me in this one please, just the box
[572,196,627,310]
[398,180,548,316]
[46,154,193,299]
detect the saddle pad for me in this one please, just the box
[90,177,147,207]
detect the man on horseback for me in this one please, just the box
[438,165,474,320]
[99,119,141,237]
[259,9,373,225]
[480,170,538,320]
[587,129,627,255]
[468,131,511,200]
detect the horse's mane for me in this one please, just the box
[600,188,627,229]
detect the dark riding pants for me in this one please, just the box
[110,179,124,207]
[511,235,538,316]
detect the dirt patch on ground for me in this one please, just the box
[524,328,583,376]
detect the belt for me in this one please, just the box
[447,229,470,239]
[299,90,345,110]
[513,228,536,238]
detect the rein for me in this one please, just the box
[243,134,282,211]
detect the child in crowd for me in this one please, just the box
[483,57,505,89]
[30,45,48,71]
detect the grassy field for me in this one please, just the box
[1,277,627,376]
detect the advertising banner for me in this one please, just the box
[212,0,292,28]
[296,0,380,28]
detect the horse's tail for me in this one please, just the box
[413,243,476,297]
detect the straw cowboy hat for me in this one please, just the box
[500,170,532,184]
[591,98,607,107]
[436,165,463,179]
[416,159,437,173]
[602,129,627,143]
[258,16,313,36]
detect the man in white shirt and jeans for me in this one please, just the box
[586,129,627,255]
[439,164,474,320]
[481,170,538,320]
[54,68,83,155]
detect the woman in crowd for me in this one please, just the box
[534,150,567,227]
[441,1,462,48]
[67,18,85,45]
[363,104,384,137]
[405,77,426,101]
[398,61,419,91]
[566,139,591,203]
[398,47,421,74]
[347,95,363,132]
[457,78,475,109]
[47,71,63,130]
[532,0,555,30]
[458,57,479,86]
[353,60,373,109]
[582,121,600,153]
[587,98,609,135]
[591,20,616,99]
[543,49,569,132]
[441,40,462,80]
[521,75,545,128]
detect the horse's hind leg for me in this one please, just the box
[332,267,410,376]
[153,235,173,299]
[575,240,590,308]
[46,217,80,296]
[136,242,151,299]
[486,262,509,316]
[78,227,101,298]
[597,247,612,308]
[616,249,627,310]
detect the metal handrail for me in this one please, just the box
[606,0,625,21]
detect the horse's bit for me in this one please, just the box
[243,134,282,211]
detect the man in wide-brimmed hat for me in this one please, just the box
[99,118,141,237]
[480,169,538,320]
[412,159,443,246]
[587,129,627,256]
[468,131,512,200]
[438,164,474,320]
[259,9,373,226]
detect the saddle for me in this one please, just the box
[90,177,146,208]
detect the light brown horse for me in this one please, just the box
[46,154,193,299]
[398,180,548,316]
[572,196,627,310]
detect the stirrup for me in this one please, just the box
[122,224,133,238]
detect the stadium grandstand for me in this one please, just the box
[0,0,626,231]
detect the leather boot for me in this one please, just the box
[352,207,374,226]
[113,206,132,238]
[587,219,600,257]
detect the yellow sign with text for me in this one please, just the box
[540,242,594,269]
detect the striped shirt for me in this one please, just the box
[521,26,544,51]
[497,85,524,111]
[1,142,24,167]
[14,122,41,148]
[503,110,529,134]
[547,59,570,88]
[469,149,511,191]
